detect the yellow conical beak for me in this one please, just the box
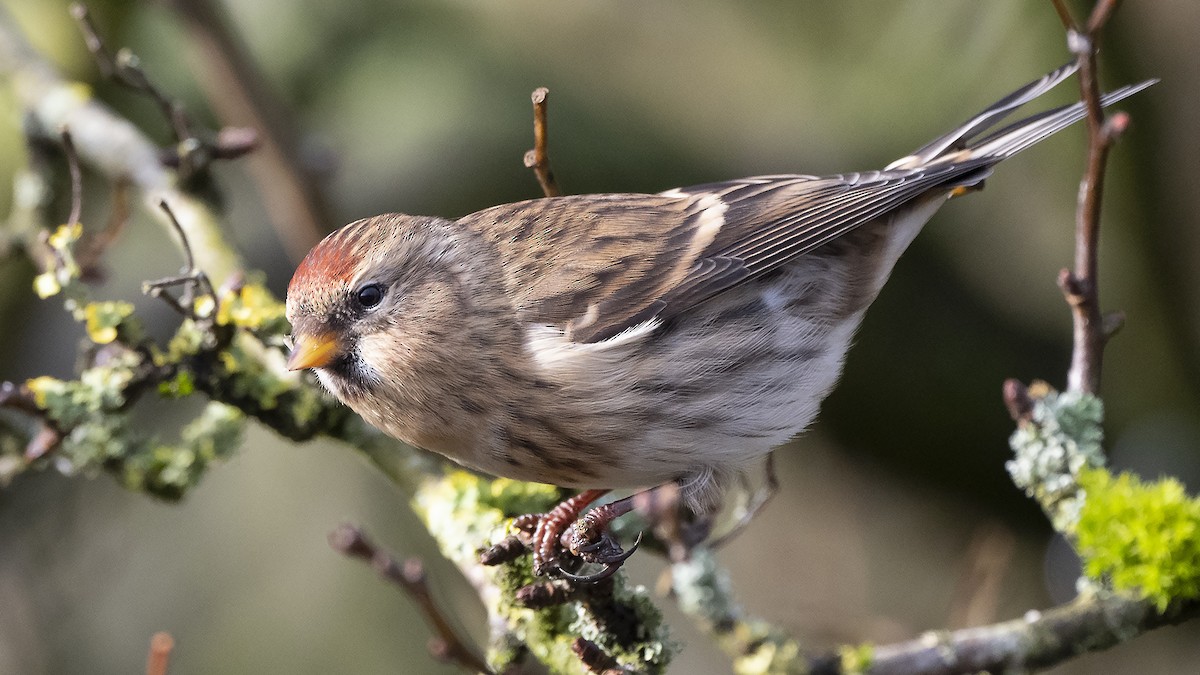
[287,332,341,370]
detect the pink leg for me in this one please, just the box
[532,489,609,577]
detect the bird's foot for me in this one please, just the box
[480,488,644,583]
[558,499,642,582]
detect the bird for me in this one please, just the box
[285,62,1153,580]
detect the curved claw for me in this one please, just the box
[557,532,643,582]
[613,531,643,563]
[558,561,624,583]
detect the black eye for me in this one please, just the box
[355,283,384,309]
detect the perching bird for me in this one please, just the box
[286,62,1153,579]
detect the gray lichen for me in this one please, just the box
[1006,385,1106,531]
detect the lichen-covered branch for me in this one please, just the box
[0,4,241,283]
[826,590,1200,675]
[416,472,673,674]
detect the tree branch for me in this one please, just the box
[145,632,175,675]
[0,4,242,284]
[330,524,493,675]
[1051,0,1127,395]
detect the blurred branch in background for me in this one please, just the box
[164,0,336,259]
[1,1,1198,674]
[330,523,493,675]
[70,3,259,181]
[145,632,174,675]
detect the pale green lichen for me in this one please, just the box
[1007,386,1106,530]
[33,223,84,301]
[1075,468,1200,611]
[216,278,290,336]
[84,301,140,345]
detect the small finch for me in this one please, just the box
[286,63,1153,578]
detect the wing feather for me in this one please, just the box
[454,68,1154,344]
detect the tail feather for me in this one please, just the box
[887,61,1157,172]
[963,79,1158,160]
[887,61,1080,170]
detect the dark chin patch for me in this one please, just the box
[323,353,375,401]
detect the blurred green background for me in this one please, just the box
[1,0,1198,673]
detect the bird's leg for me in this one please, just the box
[532,489,610,577]
[709,453,780,549]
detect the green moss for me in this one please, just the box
[838,643,874,674]
[124,402,245,499]
[1075,468,1200,611]
[158,370,195,398]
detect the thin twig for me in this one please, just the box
[60,128,82,227]
[1048,0,1075,31]
[145,632,174,675]
[142,201,219,330]
[70,3,193,143]
[523,87,561,197]
[76,179,131,281]
[329,524,493,675]
[1055,0,1128,394]
[70,3,258,179]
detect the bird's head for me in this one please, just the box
[284,213,493,407]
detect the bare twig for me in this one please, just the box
[145,632,174,675]
[76,179,131,281]
[70,3,193,144]
[70,3,258,178]
[142,200,217,321]
[54,127,129,281]
[1050,0,1128,394]
[1048,0,1075,30]
[60,128,82,227]
[523,87,561,198]
[1002,378,1036,424]
[329,524,493,675]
